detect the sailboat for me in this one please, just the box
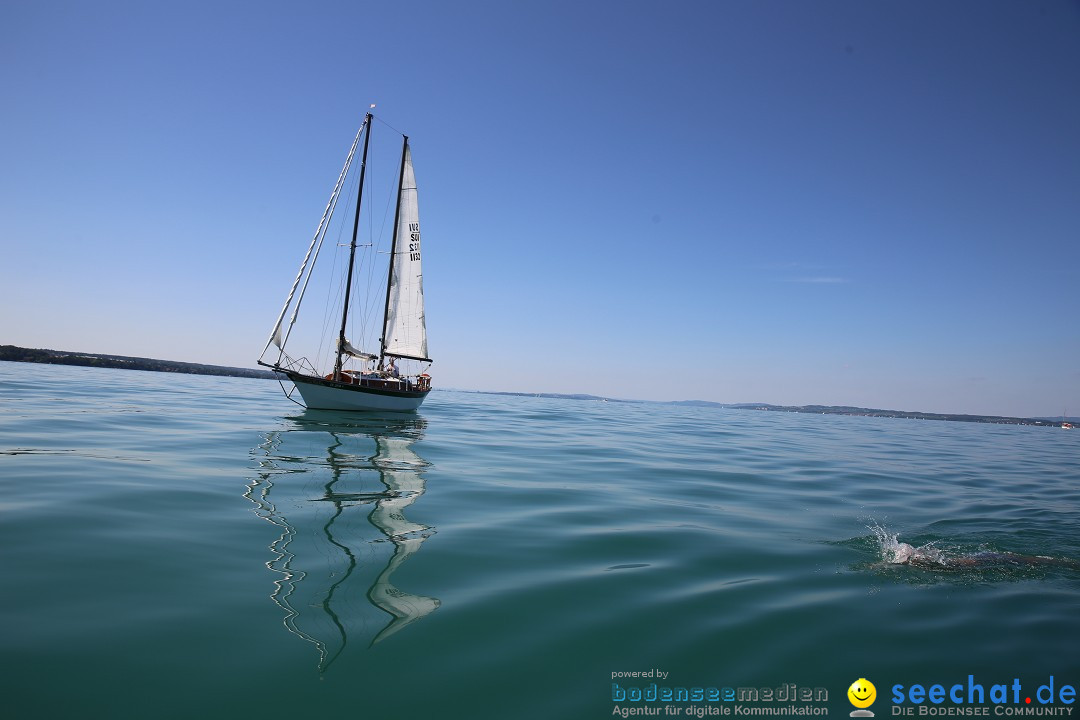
[258,112,432,412]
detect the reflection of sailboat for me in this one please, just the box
[247,412,439,670]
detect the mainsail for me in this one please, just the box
[381,144,429,362]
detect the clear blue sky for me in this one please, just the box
[2,0,1078,417]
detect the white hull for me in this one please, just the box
[290,375,429,412]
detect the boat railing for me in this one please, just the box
[274,354,318,377]
[346,372,431,393]
[392,374,431,392]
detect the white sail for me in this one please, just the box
[382,144,429,361]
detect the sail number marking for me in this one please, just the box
[407,223,421,262]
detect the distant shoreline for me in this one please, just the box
[711,402,1068,428]
[0,345,276,380]
[465,394,1072,429]
[1,345,1070,428]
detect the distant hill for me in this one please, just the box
[477,393,1068,428]
[687,402,1065,428]
[472,390,632,403]
[0,345,276,380]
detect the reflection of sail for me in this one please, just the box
[246,412,439,670]
[367,436,440,644]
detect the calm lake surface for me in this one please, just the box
[2,361,1078,719]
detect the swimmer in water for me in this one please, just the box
[890,541,1080,571]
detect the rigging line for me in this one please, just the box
[289,172,349,360]
[344,142,394,356]
[278,131,367,361]
[322,163,358,361]
[262,122,364,361]
[345,154,370,360]
[362,177,398,343]
[371,113,407,139]
[319,136,366,371]
[355,149,379,350]
[317,290,335,373]
[349,138,389,357]
[318,240,348,374]
[278,377,307,407]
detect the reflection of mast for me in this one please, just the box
[246,414,439,670]
[248,435,329,663]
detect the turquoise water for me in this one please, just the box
[2,360,1078,719]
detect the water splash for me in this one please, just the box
[867,521,945,565]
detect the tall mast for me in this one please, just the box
[333,112,373,380]
[379,134,410,367]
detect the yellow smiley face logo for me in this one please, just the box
[848,679,876,708]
